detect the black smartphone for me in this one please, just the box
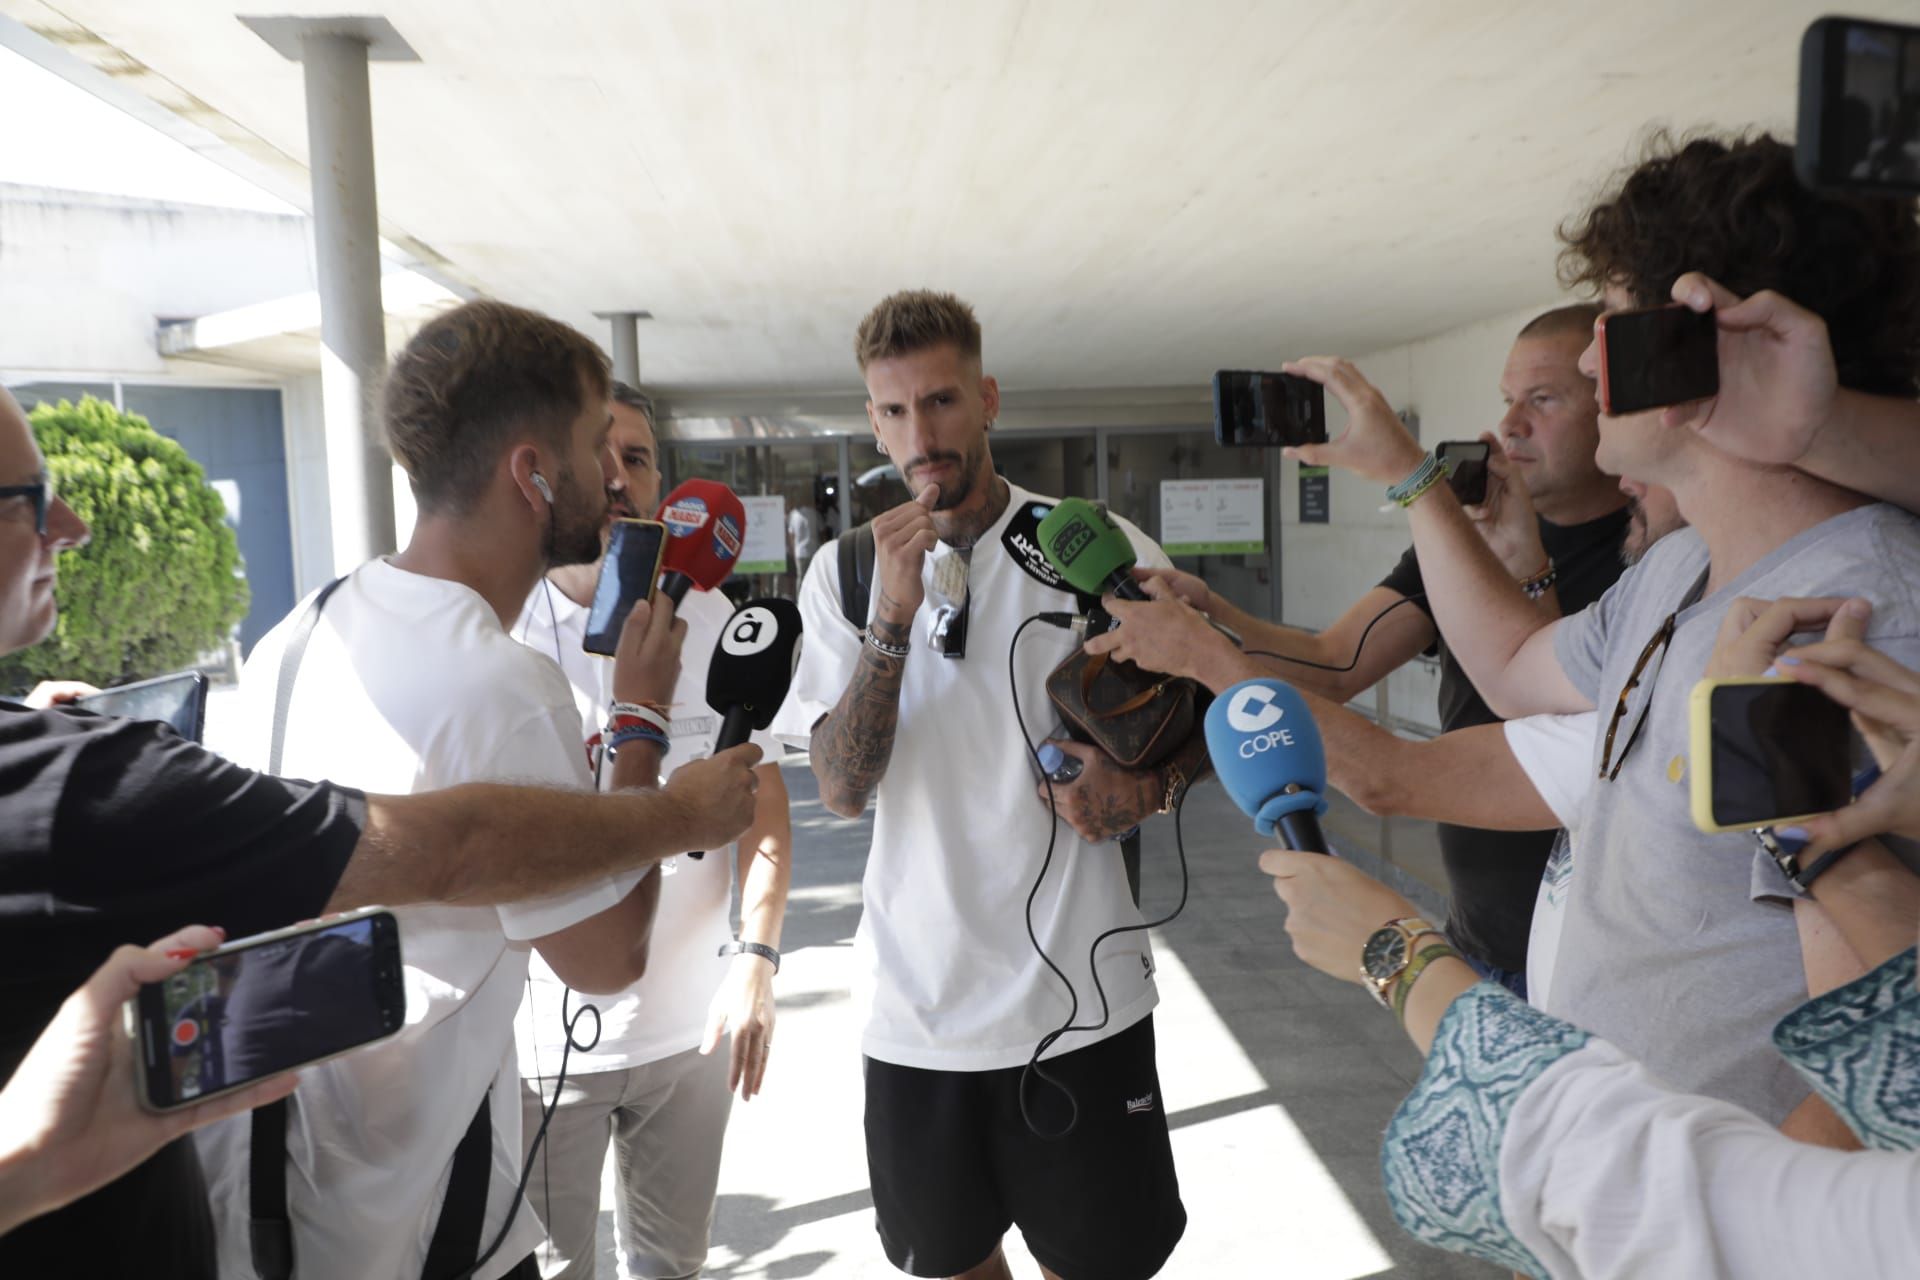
[583,518,668,656]
[130,908,405,1111]
[1797,17,1920,197]
[1691,678,1853,832]
[77,671,211,743]
[1597,304,1719,416]
[1211,370,1328,447]
[1435,440,1492,506]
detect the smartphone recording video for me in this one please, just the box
[1689,678,1853,833]
[131,908,405,1112]
[583,518,669,656]
[1597,304,1719,416]
[1435,440,1491,506]
[1212,370,1328,448]
[1798,17,1920,197]
[76,671,211,743]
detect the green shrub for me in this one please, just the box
[0,397,248,689]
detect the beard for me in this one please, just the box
[908,436,991,512]
[545,463,611,568]
[1621,498,1648,567]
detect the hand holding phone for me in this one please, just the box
[584,519,669,657]
[1212,370,1329,447]
[1598,303,1719,416]
[129,909,404,1112]
[1689,677,1853,833]
[1434,440,1491,505]
[0,925,299,1235]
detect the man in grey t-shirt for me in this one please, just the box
[1284,131,1920,1134]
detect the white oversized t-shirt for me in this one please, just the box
[1502,711,1597,1009]
[197,560,642,1280]
[511,583,778,1075]
[769,483,1170,1071]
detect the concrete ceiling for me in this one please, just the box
[7,0,1914,396]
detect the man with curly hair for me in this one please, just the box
[1276,131,1920,1142]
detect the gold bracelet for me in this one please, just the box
[1157,759,1187,815]
[1390,941,1460,1024]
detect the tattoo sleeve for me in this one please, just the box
[812,617,911,816]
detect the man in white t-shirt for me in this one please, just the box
[770,291,1203,1280]
[197,301,763,1280]
[511,381,792,1280]
[788,499,823,582]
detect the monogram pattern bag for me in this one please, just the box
[1045,647,1197,771]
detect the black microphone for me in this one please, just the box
[689,598,803,859]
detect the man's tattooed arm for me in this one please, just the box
[812,615,911,818]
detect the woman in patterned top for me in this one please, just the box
[1260,610,1920,1279]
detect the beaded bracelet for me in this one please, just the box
[608,701,671,735]
[1520,560,1558,600]
[864,629,910,659]
[1386,453,1446,507]
[609,726,670,756]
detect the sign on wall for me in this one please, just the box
[1159,478,1265,555]
[1299,466,1330,524]
[738,494,790,574]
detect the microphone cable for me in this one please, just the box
[452,985,601,1280]
[1008,613,1193,1141]
[1242,591,1427,673]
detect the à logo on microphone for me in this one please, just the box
[721,607,780,657]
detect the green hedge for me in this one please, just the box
[0,397,248,689]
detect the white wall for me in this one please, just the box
[1277,300,1557,734]
[0,184,316,376]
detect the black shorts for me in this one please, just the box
[863,1015,1185,1279]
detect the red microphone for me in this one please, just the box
[655,480,745,604]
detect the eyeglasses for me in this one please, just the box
[1598,609,1678,781]
[0,478,51,536]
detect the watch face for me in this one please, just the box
[1362,927,1409,981]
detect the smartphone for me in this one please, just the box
[128,908,405,1112]
[1596,304,1719,416]
[1435,440,1492,506]
[583,518,668,656]
[1797,17,1920,198]
[1688,677,1853,833]
[1211,370,1328,447]
[76,671,211,743]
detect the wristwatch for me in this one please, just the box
[1360,916,1444,1008]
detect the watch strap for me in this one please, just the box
[717,939,780,973]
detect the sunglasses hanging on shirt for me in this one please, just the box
[928,542,972,659]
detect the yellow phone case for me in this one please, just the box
[1688,676,1838,834]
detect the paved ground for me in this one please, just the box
[568,756,1496,1280]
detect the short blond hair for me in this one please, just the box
[854,289,981,372]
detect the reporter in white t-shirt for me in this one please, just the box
[770,291,1203,1280]
[511,382,792,1280]
[198,302,763,1280]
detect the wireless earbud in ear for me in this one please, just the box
[531,473,554,503]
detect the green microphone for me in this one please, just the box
[1036,497,1242,644]
[1035,498,1149,601]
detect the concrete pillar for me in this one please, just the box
[301,30,395,571]
[606,312,643,387]
[835,436,854,532]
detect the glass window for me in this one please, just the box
[1105,429,1277,621]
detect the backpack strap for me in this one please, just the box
[267,574,348,775]
[835,523,877,631]
[419,1089,497,1280]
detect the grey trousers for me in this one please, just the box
[520,1046,734,1280]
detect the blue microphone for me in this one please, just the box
[1204,679,1331,854]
